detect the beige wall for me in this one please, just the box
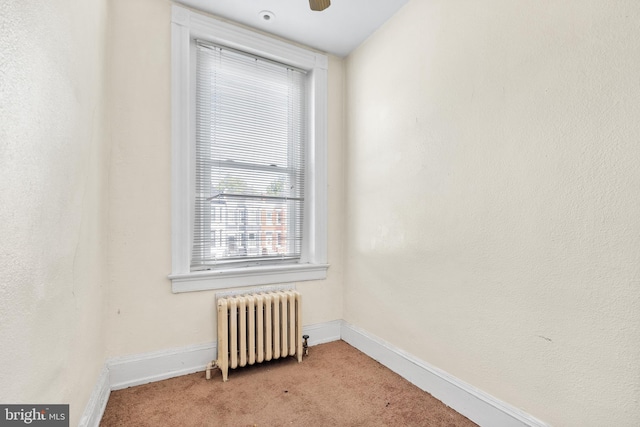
[344,0,640,425]
[106,0,344,357]
[0,0,109,424]
[5,0,638,424]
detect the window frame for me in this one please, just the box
[170,5,328,293]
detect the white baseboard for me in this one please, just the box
[107,342,216,390]
[340,322,549,427]
[78,365,110,427]
[303,320,342,346]
[83,320,547,427]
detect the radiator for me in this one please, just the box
[210,290,303,382]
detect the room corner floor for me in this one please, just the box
[101,340,478,426]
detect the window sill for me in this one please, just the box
[169,263,329,293]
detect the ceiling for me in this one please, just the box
[176,0,410,57]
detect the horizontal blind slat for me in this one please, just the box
[192,40,306,268]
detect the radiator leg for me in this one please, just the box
[221,364,229,382]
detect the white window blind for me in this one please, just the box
[193,40,307,270]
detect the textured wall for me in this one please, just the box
[344,0,640,425]
[106,0,345,357]
[0,0,109,424]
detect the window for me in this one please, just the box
[169,5,328,292]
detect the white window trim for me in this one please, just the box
[170,5,328,293]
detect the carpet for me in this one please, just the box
[101,340,477,426]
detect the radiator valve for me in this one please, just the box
[302,335,309,356]
[205,360,218,380]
